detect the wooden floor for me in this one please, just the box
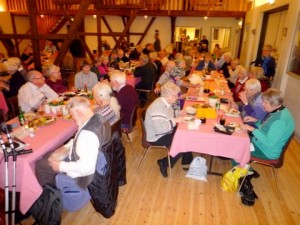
[21,108,300,225]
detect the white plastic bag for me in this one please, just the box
[186,156,208,181]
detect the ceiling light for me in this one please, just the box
[93,15,97,19]
[269,0,275,4]
[144,15,148,19]
[204,16,208,20]
[40,15,44,18]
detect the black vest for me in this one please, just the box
[71,113,111,189]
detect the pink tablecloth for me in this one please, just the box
[170,86,250,167]
[126,75,141,87]
[0,118,77,213]
[0,91,8,113]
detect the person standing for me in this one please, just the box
[253,44,276,81]
[154,32,161,52]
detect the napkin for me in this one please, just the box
[189,74,202,85]
[187,119,201,130]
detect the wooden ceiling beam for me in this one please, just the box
[9,10,246,18]
[54,0,91,67]
[113,10,138,49]
[137,17,156,45]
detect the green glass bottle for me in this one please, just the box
[18,107,25,126]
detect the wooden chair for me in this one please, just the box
[136,109,171,175]
[136,77,156,107]
[121,102,139,158]
[239,133,294,198]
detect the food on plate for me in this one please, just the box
[30,116,56,127]
[62,114,72,120]
[225,108,240,116]
[183,117,195,123]
[185,106,197,115]
[49,100,64,106]
[62,92,76,97]
[226,122,240,128]
[24,112,37,121]
[192,103,202,109]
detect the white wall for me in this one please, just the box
[242,0,300,140]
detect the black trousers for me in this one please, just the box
[149,127,193,168]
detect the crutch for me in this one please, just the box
[0,130,10,225]
[1,123,32,225]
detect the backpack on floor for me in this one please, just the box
[30,183,63,225]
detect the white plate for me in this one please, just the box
[182,117,195,123]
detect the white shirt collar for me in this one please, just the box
[239,77,248,84]
[161,97,171,108]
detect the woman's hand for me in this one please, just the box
[174,117,182,123]
[243,116,257,123]
[238,91,248,105]
[240,123,255,132]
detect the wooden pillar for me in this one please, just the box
[26,0,41,71]
[97,13,102,55]
[170,16,176,44]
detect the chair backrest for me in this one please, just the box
[139,109,151,149]
[111,119,121,136]
[252,133,294,168]
[125,101,139,133]
[273,133,294,168]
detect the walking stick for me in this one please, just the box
[0,131,10,225]
[0,123,32,225]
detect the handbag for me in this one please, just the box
[221,166,248,192]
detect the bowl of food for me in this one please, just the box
[185,106,197,115]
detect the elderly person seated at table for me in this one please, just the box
[110,70,139,129]
[227,58,241,89]
[35,97,111,210]
[134,54,157,90]
[44,64,67,94]
[195,52,216,72]
[249,66,270,92]
[232,79,267,127]
[74,60,98,91]
[232,66,249,103]
[43,40,57,54]
[97,54,110,81]
[145,81,193,177]
[241,88,294,160]
[92,82,120,125]
[2,60,26,98]
[18,70,58,112]
[217,52,232,79]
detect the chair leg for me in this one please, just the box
[165,149,172,176]
[136,148,150,173]
[271,167,283,200]
[125,132,137,159]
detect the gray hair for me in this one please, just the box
[92,82,113,101]
[7,57,21,67]
[43,64,60,78]
[27,70,43,82]
[139,54,149,64]
[165,60,176,72]
[262,88,283,106]
[92,82,120,119]
[110,70,126,85]
[67,96,91,110]
[245,79,261,93]
[4,61,19,72]
[160,81,180,97]
[250,66,265,80]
